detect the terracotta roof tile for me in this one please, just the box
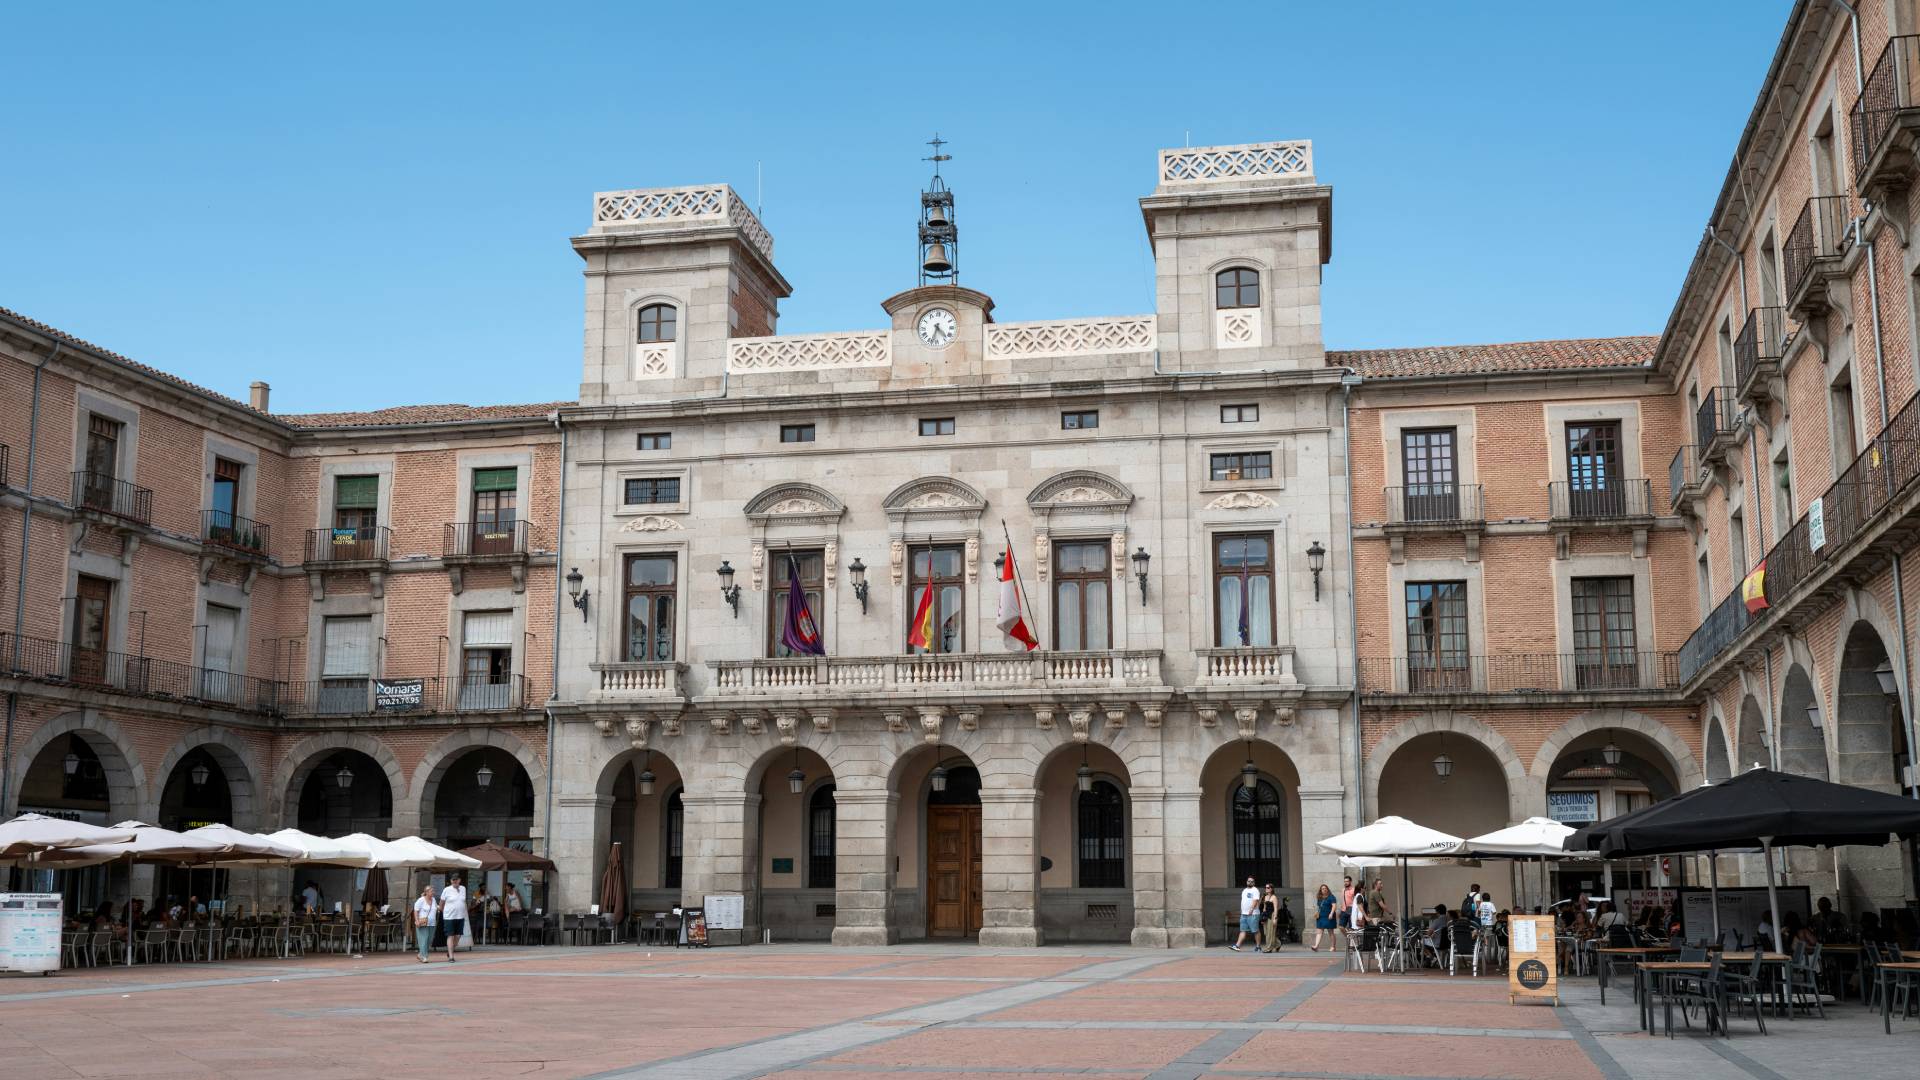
[0,304,268,417]
[1329,335,1657,379]
[278,402,571,428]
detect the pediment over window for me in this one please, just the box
[1026,470,1134,512]
[882,476,987,520]
[745,483,845,525]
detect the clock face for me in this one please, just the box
[917,307,958,347]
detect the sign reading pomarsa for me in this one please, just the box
[374,679,424,711]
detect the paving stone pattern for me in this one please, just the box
[0,944,1913,1079]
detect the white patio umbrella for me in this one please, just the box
[0,813,138,860]
[33,823,236,967]
[1465,817,1596,914]
[385,836,482,871]
[1317,816,1467,970]
[264,828,368,866]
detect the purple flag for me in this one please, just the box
[780,554,824,656]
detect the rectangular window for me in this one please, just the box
[1404,581,1470,690]
[1571,577,1638,690]
[1209,451,1273,482]
[459,609,514,710]
[767,549,826,658]
[1399,428,1459,522]
[1728,510,1747,579]
[471,468,518,553]
[1564,421,1624,516]
[780,424,816,443]
[320,615,372,714]
[623,477,681,505]
[70,574,114,685]
[331,475,380,559]
[1212,533,1274,647]
[623,554,677,661]
[1061,410,1099,430]
[211,458,243,526]
[200,603,240,703]
[85,415,121,481]
[918,417,955,436]
[637,432,671,451]
[1221,404,1259,424]
[1773,452,1795,539]
[1051,541,1111,651]
[907,545,966,655]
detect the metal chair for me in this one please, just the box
[1665,953,1724,1038]
[1716,947,1770,1036]
[1446,918,1479,976]
[1787,941,1826,1018]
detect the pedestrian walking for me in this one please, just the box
[410,885,437,963]
[1310,883,1336,952]
[1229,876,1260,952]
[1259,885,1282,952]
[440,873,469,962]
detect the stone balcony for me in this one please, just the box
[703,650,1167,707]
[589,660,690,702]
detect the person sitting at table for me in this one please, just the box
[1368,880,1392,924]
[1781,911,1818,952]
[1639,905,1666,943]
[1809,896,1847,942]
[127,899,145,929]
[1756,912,1776,952]
[1423,904,1450,958]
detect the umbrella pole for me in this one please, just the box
[1709,851,1720,942]
[1762,840,1783,957]
[1399,855,1409,973]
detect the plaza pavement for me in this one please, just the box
[0,941,1913,1079]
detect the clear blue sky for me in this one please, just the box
[2,2,1791,413]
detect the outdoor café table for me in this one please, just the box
[1596,946,1679,1004]
[1877,961,1920,1034]
[1635,956,1789,1033]
[1817,943,1865,1001]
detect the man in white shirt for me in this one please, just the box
[1229,876,1261,952]
[439,873,469,962]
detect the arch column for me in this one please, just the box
[682,791,762,939]
[553,794,610,912]
[978,787,1042,947]
[1298,786,1347,896]
[832,789,898,946]
[1162,789,1205,948]
[1129,786,1169,948]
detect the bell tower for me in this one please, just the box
[886,135,993,379]
[918,134,958,285]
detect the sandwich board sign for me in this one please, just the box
[1507,914,1557,1006]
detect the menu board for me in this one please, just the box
[1675,886,1809,946]
[1506,914,1557,1006]
[704,894,745,932]
[0,894,63,975]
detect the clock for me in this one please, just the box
[916,307,958,347]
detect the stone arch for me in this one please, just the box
[1833,617,1904,791]
[1527,708,1702,806]
[148,729,263,830]
[1026,470,1135,511]
[1364,713,1527,823]
[1829,589,1908,714]
[274,733,408,831]
[4,710,147,821]
[1777,660,1829,779]
[881,476,987,514]
[1703,714,1732,784]
[410,728,548,842]
[743,482,846,520]
[1735,694,1769,773]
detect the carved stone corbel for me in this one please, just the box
[1274,705,1296,727]
[68,519,89,555]
[662,715,683,737]
[750,544,765,591]
[774,712,799,746]
[707,712,732,737]
[510,562,527,594]
[824,541,838,588]
[1035,533,1050,583]
[1101,702,1128,731]
[447,565,465,596]
[811,710,835,736]
[593,717,615,736]
[889,539,905,585]
[1032,705,1055,731]
[119,533,140,568]
[917,706,945,744]
[1067,706,1093,743]
[368,570,385,599]
[1234,704,1261,739]
[965,535,980,584]
[197,554,216,586]
[956,707,980,733]
[626,717,649,748]
[1197,705,1220,729]
[740,711,765,737]
[1142,706,1163,729]
[307,569,326,601]
[240,564,258,595]
[1110,533,1126,583]
[884,711,907,734]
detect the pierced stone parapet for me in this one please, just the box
[985,315,1155,360]
[727,330,891,373]
[591,183,774,262]
[1159,140,1313,186]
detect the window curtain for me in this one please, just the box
[322,617,371,676]
[334,475,378,509]
[471,467,516,493]
[462,610,513,648]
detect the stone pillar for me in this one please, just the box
[1129,786,1170,948]
[832,789,899,945]
[1162,789,1205,948]
[552,793,611,912]
[682,791,762,940]
[977,787,1043,947]
[1298,786,1347,898]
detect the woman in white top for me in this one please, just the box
[410,885,437,963]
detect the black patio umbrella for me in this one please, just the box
[1568,768,1920,948]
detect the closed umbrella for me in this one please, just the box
[600,842,626,935]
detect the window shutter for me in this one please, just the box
[334,475,378,509]
[205,606,239,674]
[471,467,517,493]
[322,617,371,676]
[462,610,513,647]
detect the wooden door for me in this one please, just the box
[70,575,113,685]
[927,806,982,937]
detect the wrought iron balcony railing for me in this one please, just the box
[1359,652,1680,695]
[1733,306,1786,401]
[1549,478,1652,522]
[0,630,282,713]
[1784,195,1851,314]
[303,525,390,565]
[1384,484,1483,526]
[445,519,530,559]
[1850,35,1920,182]
[202,510,270,558]
[1668,445,1702,512]
[71,470,152,525]
[0,444,9,489]
[1696,386,1739,462]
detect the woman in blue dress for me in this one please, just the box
[1310,883,1337,952]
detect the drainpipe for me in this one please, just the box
[1341,372,1363,825]
[2,343,59,815]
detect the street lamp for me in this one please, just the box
[565,567,589,621]
[190,761,211,787]
[1806,704,1822,730]
[475,762,494,789]
[1875,659,1898,696]
[930,747,949,794]
[1306,541,1326,601]
[335,764,355,789]
[1600,742,1623,768]
[849,557,869,614]
[63,750,80,777]
[788,749,806,796]
[1076,745,1093,793]
[1431,752,1453,782]
[718,560,741,617]
[1131,547,1151,606]
[1240,741,1258,791]
[637,750,656,797]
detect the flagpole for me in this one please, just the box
[1001,520,1042,653]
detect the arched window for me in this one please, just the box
[1077,780,1126,888]
[636,303,677,343]
[808,783,836,888]
[1215,268,1260,309]
[1230,779,1284,886]
[663,788,684,890]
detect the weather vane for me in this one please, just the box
[924,133,951,178]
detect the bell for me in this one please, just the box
[922,243,952,274]
[926,205,949,230]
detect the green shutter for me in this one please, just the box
[335,475,378,508]
[472,467,517,493]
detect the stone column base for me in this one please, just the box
[832,926,898,947]
[1130,927,1170,948]
[978,926,1044,948]
[1165,928,1207,949]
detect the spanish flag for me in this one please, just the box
[1741,559,1768,615]
[907,575,937,650]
